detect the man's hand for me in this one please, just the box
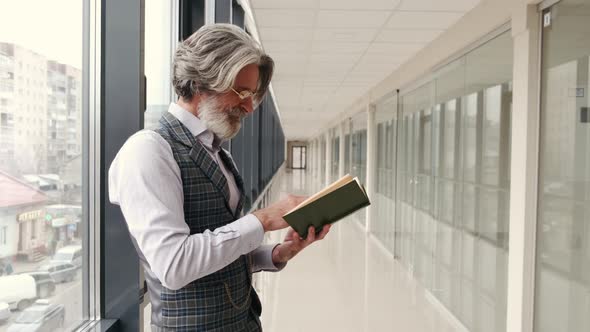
[271,225,331,265]
[252,194,307,232]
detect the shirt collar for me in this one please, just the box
[167,102,222,150]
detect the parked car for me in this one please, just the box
[22,272,56,298]
[38,262,77,283]
[51,245,82,268]
[7,300,65,332]
[0,302,10,324]
[0,275,37,311]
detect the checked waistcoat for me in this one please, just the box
[140,112,262,331]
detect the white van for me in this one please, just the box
[51,245,82,268]
[0,274,37,311]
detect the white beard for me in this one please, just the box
[198,96,246,140]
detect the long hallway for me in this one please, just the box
[255,169,462,332]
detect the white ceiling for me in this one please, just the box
[249,0,481,140]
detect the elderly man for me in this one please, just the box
[108,24,330,331]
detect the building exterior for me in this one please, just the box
[47,60,82,174]
[0,171,48,261]
[0,42,82,179]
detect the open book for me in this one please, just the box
[283,174,371,239]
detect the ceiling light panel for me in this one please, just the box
[365,42,424,55]
[309,53,362,65]
[317,10,391,29]
[357,53,406,66]
[250,0,317,9]
[260,27,314,41]
[397,0,479,12]
[386,11,463,29]
[313,28,378,43]
[311,41,369,54]
[255,9,315,28]
[303,78,343,87]
[263,40,310,53]
[270,53,309,66]
[319,0,401,10]
[376,29,444,43]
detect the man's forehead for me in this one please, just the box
[234,64,259,89]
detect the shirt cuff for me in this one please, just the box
[250,243,287,272]
[232,213,264,254]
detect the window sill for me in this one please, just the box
[76,319,119,332]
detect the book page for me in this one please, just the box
[285,174,354,215]
[354,177,368,196]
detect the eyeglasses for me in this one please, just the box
[231,88,257,101]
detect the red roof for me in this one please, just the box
[0,171,48,208]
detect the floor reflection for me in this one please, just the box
[256,168,463,332]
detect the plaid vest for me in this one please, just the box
[142,112,261,331]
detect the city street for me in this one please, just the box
[0,266,83,331]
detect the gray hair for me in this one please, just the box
[172,23,274,101]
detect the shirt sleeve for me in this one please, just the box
[108,130,264,290]
[250,244,287,273]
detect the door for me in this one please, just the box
[292,146,307,169]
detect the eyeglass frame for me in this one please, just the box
[231,87,258,101]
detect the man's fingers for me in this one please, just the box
[292,230,302,245]
[306,226,316,244]
[318,224,331,240]
[284,227,296,240]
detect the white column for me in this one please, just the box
[506,3,541,332]
[365,104,376,234]
[338,121,346,178]
[324,131,332,187]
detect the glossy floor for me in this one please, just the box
[254,169,463,332]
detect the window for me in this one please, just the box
[145,0,175,129]
[0,1,86,330]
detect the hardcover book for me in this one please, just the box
[283,174,371,238]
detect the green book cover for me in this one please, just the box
[283,179,371,239]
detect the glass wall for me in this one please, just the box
[395,31,513,332]
[0,1,87,330]
[373,94,398,252]
[535,1,590,331]
[344,120,352,176]
[351,112,368,226]
[330,128,339,182]
[396,81,433,272]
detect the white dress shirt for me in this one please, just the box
[108,103,282,291]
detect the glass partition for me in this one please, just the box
[396,31,513,332]
[351,111,368,226]
[344,119,352,176]
[374,94,398,252]
[330,127,339,182]
[535,1,590,330]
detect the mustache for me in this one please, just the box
[228,106,247,119]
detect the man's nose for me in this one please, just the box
[242,98,254,114]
